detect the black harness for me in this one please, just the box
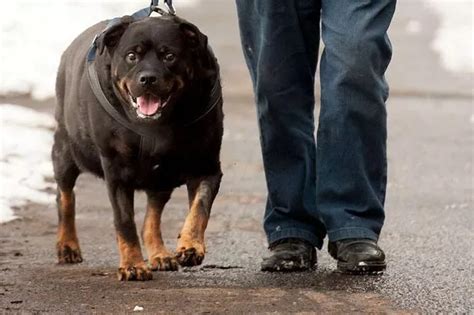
[86,0,222,156]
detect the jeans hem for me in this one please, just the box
[327,227,379,242]
[267,228,323,249]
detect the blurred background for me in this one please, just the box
[0,0,472,313]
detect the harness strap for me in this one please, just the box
[184,75,221,126]
[87,57,221,133]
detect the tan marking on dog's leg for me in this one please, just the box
[142,191,178,271]
[116,234,152,281]
[56,190,83,264]
[176,174,221,266]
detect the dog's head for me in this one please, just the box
[96,16,213,121]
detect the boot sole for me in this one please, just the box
[261,257,317,272]
[337,261,386,275]
[261,262,317,272]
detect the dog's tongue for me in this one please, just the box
[137,94,161,116]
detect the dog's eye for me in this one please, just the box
[164,53,176,63]
[126,52,138,64]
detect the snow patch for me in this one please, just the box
[424,0,473,73]
[0,104,56,223]
[0,0,200,99]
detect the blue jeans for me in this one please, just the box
[236,0,396,249]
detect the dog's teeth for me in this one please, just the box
[136,109,146,118]
[136,109,161,120]
[129,95,139,108]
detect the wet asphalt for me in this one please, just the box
[1,0,472,313]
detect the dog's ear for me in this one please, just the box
[180,22,208,50]
[96,16,134,55]
[179,21,216,79]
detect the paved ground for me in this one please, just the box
[1,0,473,313]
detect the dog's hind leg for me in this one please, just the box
[176,172,222,266]
[142,190,179,271]
[52,130,82,264]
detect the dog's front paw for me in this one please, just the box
[149,253,179,271]
[57,241,83,264]
[176,241,205,267]
[117,262,153,281]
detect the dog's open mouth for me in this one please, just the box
[129,93,170,119]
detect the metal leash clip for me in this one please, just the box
[150,0,176,16]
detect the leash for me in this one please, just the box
[85,1,222,157]
[151,0,176,16]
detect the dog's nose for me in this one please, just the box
[138,72,158,87]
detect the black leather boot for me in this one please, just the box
[328,239,386,274]
[261,238,316,272]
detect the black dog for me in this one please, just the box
[52,14,223,281]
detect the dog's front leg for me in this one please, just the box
[143,190,179,271]
[176,172,222,266]
[102,160,152,281]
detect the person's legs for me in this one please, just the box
[236,0,324,248]
[317,0,396,242]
